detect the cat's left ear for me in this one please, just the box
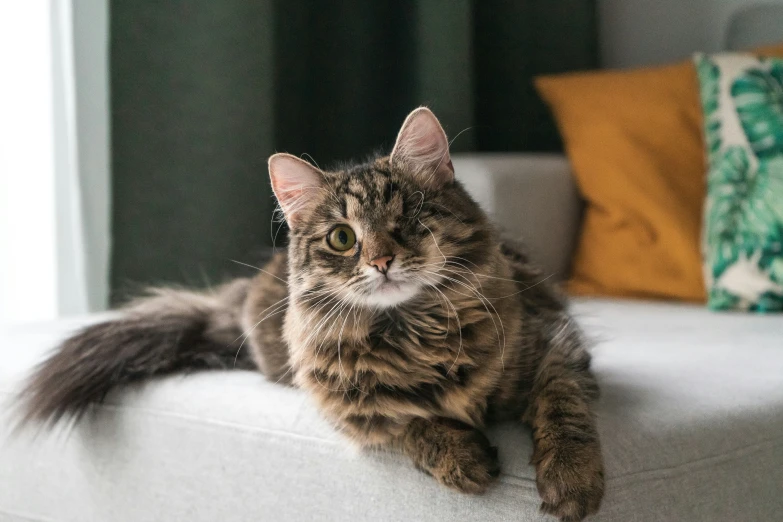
[390,107,454,189]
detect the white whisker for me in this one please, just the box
[229,259,286,283]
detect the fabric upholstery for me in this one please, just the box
[453,153,581,281]
[726,5,783,51]
[2,299,782,521]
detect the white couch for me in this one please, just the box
[2,154,782,522]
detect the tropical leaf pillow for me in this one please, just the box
[694,53,783,312]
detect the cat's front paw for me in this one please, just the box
[435,428,500,494]
[533,440,604,521]
[407,418,500,494]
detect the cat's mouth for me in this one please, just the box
[376,279,404,292]
[364,272,421,308]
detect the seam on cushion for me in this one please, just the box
[4,390,783,488]
[79,398,783,488]
[95,402,342,447]
[0,507,58,522]
[0,389,339,447]
[49,400,542,490]
[604,435,783,485]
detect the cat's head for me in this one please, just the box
[269,107,493,309]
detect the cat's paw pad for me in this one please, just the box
[534,442,604,521]
[433,429,500,495]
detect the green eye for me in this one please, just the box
[327,225,356,251]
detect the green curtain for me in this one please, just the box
[110,0,598,300]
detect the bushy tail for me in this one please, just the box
[17,279,254,428]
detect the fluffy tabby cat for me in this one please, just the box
[19,108,604,521]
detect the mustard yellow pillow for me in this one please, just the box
[536,44,783,302]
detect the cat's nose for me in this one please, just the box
[369,255,394,274]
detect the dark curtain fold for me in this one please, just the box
[110,0,598,299]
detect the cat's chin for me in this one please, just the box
[363,280,421,309]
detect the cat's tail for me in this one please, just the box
[16,279,254,428]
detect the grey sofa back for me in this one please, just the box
[453,154,580,281]
[726,4,783,51]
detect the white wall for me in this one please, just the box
[0,1,109,325]
[599,0,783,68]
[0,2,60,323]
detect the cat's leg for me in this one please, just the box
[398,417,500,494]
[525,316,604,522]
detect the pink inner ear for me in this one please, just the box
[268,153,323,224]
[391,108,454,187]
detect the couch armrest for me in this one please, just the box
[453,153,581,280]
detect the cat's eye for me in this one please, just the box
[327,225,356,251]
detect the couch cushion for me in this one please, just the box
[1,300,782,521]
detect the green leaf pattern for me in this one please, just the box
[695,54,783,312]
[732,61,783,158]
[696,55,723,160]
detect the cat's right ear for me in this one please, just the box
[268,153,324,227]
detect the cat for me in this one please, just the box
[18,107,604,521]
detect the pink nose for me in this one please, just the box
[369,255,394,274]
